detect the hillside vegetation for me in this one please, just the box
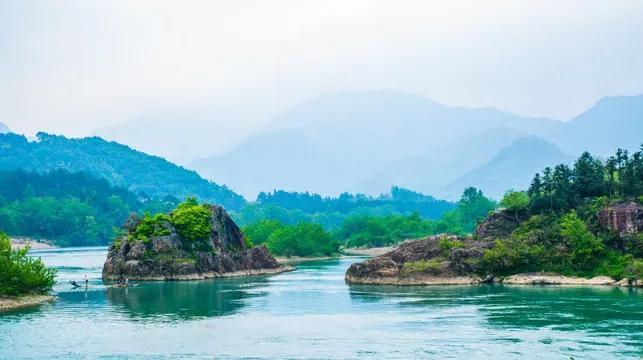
[0,133,245,210]
[480,146,643,279]
[0,169,177,246]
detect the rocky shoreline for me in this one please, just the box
[0,295,55,312]
[345,235,642,288]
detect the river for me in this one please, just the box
[1,247,641,359]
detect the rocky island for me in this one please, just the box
[347,199,643,287]
[103,199,291,281]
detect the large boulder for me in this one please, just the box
[345,235,491,285]
[103,205,287,281]
[598,201,643,235]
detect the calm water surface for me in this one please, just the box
[1,247,641,359]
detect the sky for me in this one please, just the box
[1,0,642,155]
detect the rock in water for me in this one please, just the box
[103,205,289,281]
[345,235,492,285]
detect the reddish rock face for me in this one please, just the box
[598,201,643,235]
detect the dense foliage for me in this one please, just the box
[242,220,339,257]
[256,187,453,218]
[123,198,214,252]
[333,187,495,247]
[0,232,56,296]
[479,146,643,279]
[0,133,245,210]
[0,169,179,246]
[233,187,454,228]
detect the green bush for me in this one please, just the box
[401,259,444,276]
[0,232,56,296]
[266,223,339,257]
[560,211,605,273]
[129,213,172,243]
[170,198,212,246]
[439,237,464,256]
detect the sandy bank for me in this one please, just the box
[501,273,643,287]
[341,247,394,257]
[10,238,56,250]
[0,294,55,312]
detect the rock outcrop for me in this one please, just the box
[475,209,527,239]
[103,205,290,281]
[598,201,643,235]
[345,235,493,285]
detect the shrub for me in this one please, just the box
[439,237,464,256]
[170,198,212,246]
[560,211,605,273]
[401,259,443,276]
[0,232,56,296]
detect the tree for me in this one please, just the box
[455,187,496,232]
[500,190,530,221]
[572,152,606,200]
[0,232,56,296]
[560,211,604,273]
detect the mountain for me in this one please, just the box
[442,137,573,200]
[551,95,643,156]
[0,132,245,210]
[352,126,528,196]
[192,90,559,198]
[0,122,9,134]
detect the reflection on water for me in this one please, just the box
[349,284,643,333]
[0,248,641,359]
[106,277,268,320]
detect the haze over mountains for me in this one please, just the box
[2,91,640,203]
[191,91,642,200]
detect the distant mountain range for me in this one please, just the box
[191,91,642,200]
[0,132,245,210]
[192,90,560,199]
[441,137,574,200]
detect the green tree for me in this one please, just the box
[500,190,530,221]
[0,232,56,296]
[560,211,604,273]
[170,198,213,247]
[267,223,338,257]
[242,219,284,246]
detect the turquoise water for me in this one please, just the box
[1,247,641,359]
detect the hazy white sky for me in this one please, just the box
[1,0,643,138]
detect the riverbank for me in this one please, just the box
[346,272,643,287]
[341,246,394,257]
[10,238,56,250]
[274,246,395,264]
[0,294,55,312]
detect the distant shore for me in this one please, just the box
[0,294,55,312]
[10,237,56,250]
[341,246,394,257]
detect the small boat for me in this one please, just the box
[69,280,82,288]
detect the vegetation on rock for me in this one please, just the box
[0,133,245,210]
[103,199,283,281]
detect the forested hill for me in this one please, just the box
[0,133,245,210]
[256,187,453,218]
[0,169,178,246]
